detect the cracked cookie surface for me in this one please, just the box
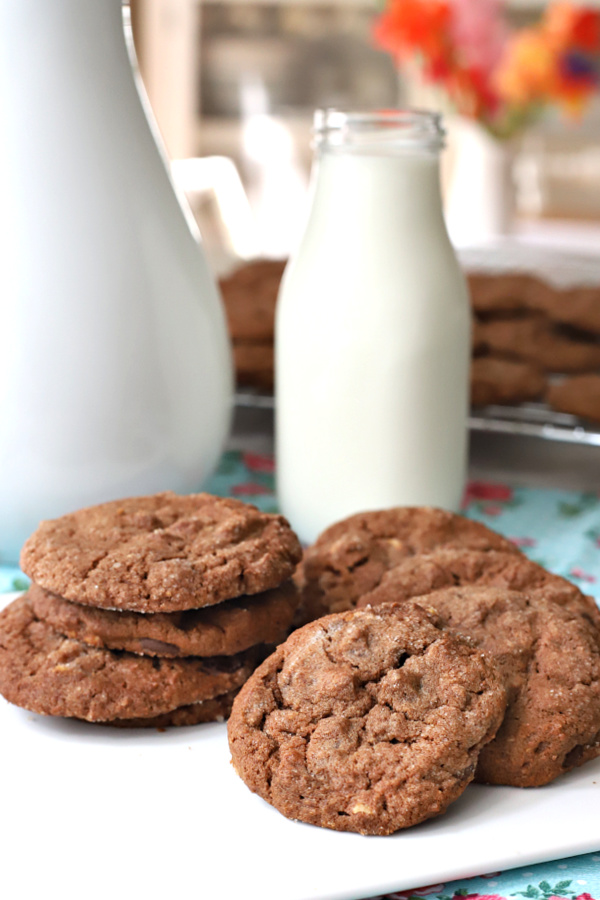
[21,492,302,613]
[359,586,600,787]
[228,602,506,835]
[28,580,299,657]
[296,507,519,621]
[355,547,600,625]
[0,595,258,721]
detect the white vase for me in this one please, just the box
[0,0,233,563]
[444,116,517,246]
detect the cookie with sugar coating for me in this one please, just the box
[296,506,519,621]
[228,601,507,835]
[359,585,600,787]
[21,492,302,613]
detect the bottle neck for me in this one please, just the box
[309,146,445,231]
[307,110,447,230]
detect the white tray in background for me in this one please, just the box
[1,590,599,900]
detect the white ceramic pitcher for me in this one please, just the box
[0,0,233,563]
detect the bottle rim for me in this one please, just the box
[313,108,445,153]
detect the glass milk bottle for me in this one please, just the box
[276,110,470,545]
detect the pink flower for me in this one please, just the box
[385,887,446,900]
[462,895,506,900]
[242,452,275,474]
[462,894,507,900]
[231,482,273,496]
[481,504,504,516]
[464,481,514,503]
[570,567,597,583]
[510,537,537,548]
[449,0,509,73]
[576,893,596,900]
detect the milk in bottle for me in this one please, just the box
[275,109,470,545]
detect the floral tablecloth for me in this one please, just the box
[1,449,599,898]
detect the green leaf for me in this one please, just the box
[559,502,585,517]
[554,883,573,893]
[539,883,551,894]
[11,576,29,592]
[530,557,548,568]
[558,494,600,518]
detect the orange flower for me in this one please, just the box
[494,28,557,105]
[373,0,600,134]
[544,2,600,53]
[373,0,451,69]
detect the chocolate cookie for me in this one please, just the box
[232,342,274,391]
[476,316,600,373]
[21,492,302,613]
[355,547,600,625]
[220,258,285,344]
[228,602,506,835]
[29,581,299,657]
[471,356,546,407]
[296,507,519,620]
[110,689,238,728]
[547,374,600,425]
[359,586,600,787]
[0,594,259,722]
[467,272,534,314]
[527,285,600,337]
[471,318,487,354]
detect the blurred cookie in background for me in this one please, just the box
[526,284,600,337]
[547,374,600,424]
[476,315,600,373]
[467,272,536,315]
[471,357,546,407]
[233,343,274,392]
[219,258,285,391]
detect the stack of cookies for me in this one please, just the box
[0,492,302,727]
[228,506,600,835]
[469,271,600,422]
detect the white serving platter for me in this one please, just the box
[1,591,599,900]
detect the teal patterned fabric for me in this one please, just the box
[368,852,600,900]
[2,450,599,897]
